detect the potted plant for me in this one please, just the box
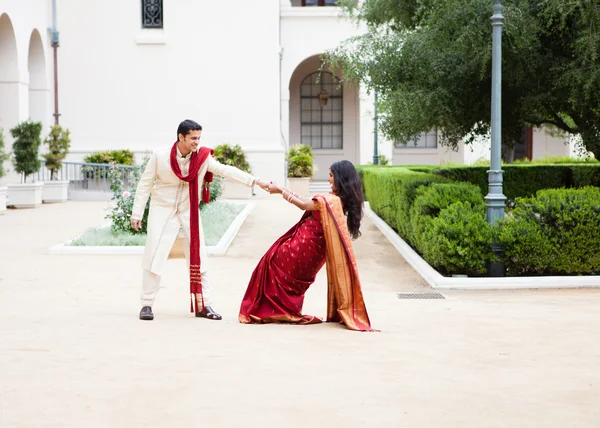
[0,128,10,214]
[7,120,44,208]
[287,144,314,197]
[41,125,71,203]
[213,143,253,199]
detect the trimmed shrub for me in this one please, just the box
[410,182,485,253]
[498,187,600,275]
[572,164,600,187]
[10,120,43,182]
[421,202,495,276]
[362,167,446,245]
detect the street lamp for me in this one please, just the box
[373,90,379,165]
[485,0,507,276]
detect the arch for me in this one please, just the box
[299,71,343,150]
[0,13,20,142]
[287,53,360,181]
[28,29,48,125]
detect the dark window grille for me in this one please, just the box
[300,72,343,150]
[302,0,338,6]
[142,0,163,29]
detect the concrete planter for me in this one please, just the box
[6,182,44,208]
[288,177,310,198]
[221,178,252,199]
[42,180,69,203]
[0,186,6,215]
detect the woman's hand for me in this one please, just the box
[268,181,283,194]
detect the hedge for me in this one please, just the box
[359,165,600,277]
[497,187,600,276]
[432,164,600,202]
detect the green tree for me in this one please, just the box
[327,0,600,159]
[10,121,43,183]
[43,125,71,180]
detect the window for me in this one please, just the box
[300,72,343,150]
[302,0,339,6]
[395,130,438,149]
[142,0,163,29]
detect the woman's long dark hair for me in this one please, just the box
[330,160,364,239]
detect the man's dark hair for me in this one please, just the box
[177,119,202,139]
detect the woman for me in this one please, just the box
[238,160,376,332]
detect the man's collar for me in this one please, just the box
[176,145,193,159]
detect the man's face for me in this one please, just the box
[178,130,202,153]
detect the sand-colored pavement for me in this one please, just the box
[1,199,599,428]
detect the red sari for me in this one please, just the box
[239,194,376,331]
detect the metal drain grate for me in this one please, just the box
[397,292,446,300]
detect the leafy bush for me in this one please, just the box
[287,144,314,178]
[0,128,10,178]
[10,121,43,182]
[410,182,484,253]
[421,202,495,276]
[42,125,71,180]
[497,187,600,275]
[213,143,251,173]
[84,150,135,165]
[106,157,151,234]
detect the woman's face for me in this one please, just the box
[328,169,337,193]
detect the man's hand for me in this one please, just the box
[131,218,142,231]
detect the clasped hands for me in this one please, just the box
[255,179,282,195]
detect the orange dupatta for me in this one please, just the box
[314,194,377,332]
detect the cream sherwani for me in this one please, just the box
[131,145,256,307]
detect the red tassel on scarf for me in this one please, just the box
[169,142,214,313]
[202,172,213,204]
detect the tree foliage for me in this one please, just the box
[328,0,600,158]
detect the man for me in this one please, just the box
[130,119,269,321]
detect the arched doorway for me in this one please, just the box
[0,13,20,145]
[28,29,48,127]
[288,55,360,181]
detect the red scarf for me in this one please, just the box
[169,141,214,313]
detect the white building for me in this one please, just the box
[0,0,574,189]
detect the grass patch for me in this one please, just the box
[69,201,245,247]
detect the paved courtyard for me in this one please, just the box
[1,199,599,428]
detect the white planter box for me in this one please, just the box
[6,182,44,208]
[42,180,69,203]
[221,178,252,199]
[287,177,310,198]
[0,186,6,215]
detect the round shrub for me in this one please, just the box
[410,182,484,253]
[421,201,494,276]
